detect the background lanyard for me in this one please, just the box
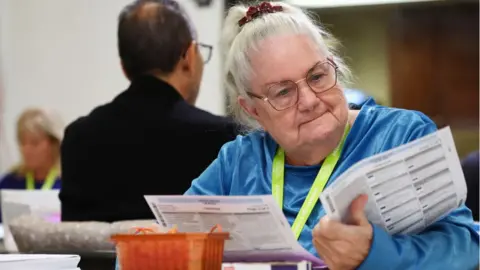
[26,168,58,190]
[272,124,350,240]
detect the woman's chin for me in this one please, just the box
[302,124,335,144]
[301,114,346,142]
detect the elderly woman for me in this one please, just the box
[0,108,63,191]
[185,2,479,269]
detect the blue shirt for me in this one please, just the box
[0,172,61,190]
[185,100,479,270]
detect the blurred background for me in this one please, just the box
[0,0,478,172]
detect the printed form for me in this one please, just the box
[320,126,467,235]
[144,195,326,267]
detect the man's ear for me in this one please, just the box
[180,42,196,73]
[238,96,261,122]
[120,61,130,80]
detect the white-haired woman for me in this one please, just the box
[0,108,63,192]
[185,2,479,269]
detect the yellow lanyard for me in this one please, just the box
[25,168,58,190]
[272,124,350,240]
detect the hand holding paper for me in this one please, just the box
[320,127,468,235]
[313,195,372,270]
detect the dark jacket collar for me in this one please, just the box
[114,75,183,105]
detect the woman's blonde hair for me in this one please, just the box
[13,107,64,176]
[222,1,351,131]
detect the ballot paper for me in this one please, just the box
[320,126,467,235]
[144,195,327,268]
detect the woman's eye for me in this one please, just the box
[310,73,325,81]
[278,89,290,96]
[277,89,290,96]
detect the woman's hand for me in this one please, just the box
[313,195,373,270]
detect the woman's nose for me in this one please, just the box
[297,81,320,112]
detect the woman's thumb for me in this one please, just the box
[348,194,369,226]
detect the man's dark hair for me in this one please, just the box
[118,0,195,79]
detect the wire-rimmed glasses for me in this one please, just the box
[197,42,213,64]
[247,60,338,111]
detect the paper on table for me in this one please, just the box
[222,260,312,270]
[320,126,467,235]
[0,190,60,252]
[144,195,326,268]
[0,254,80,270]
[223,263,271,270]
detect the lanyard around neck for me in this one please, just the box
[272,124,350,240]
[26,168,58,190]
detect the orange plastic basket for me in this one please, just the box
[111,225,229,270]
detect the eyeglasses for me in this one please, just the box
[247,60,338,111]
[197,42,213,64]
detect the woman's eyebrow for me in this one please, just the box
[263,80,289,87]
[260,60,324,89]
[261,80,292,92]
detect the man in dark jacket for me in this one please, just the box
[60,0,238,222]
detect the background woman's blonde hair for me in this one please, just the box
[12,107,64,176]
[221,1,352,132]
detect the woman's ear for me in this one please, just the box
[238,96,260,121]
[327,55,336,66]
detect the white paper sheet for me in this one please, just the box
[144,195,326,267]
[320,126,467,234]
[0,254,80,270]
[0,190,60,252]
[222,261,311,270]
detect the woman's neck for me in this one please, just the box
[285,139,338,166]
[31,164,54,181]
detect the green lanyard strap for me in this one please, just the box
[272,124,350,240]
[26,168,59,190]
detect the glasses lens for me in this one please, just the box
[198,44,212,64]
[307,62,336,93]
[267,81,298,110]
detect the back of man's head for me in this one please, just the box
[118,0,195,80]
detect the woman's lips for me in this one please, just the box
[301,115,322,126]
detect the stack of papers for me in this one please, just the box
[0,190,60,252]
[0,254,80,270]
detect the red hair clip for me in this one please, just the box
[238,2,283,27]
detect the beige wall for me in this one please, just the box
[315,6,393,105]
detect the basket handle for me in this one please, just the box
[209,224,223,233]
[130,227,156,235]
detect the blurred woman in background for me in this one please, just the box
[0,108,64,190]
